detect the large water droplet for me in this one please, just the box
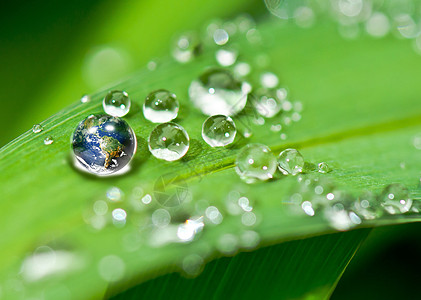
[379,183,413,214]
[148,122,190,161]
[103,90,131,117]
[202,115,236,147]
[32,124,43,133]
[278,148,304,175]
[72,114,137,175]
[235,143,278,183]
[172,32,202,63]
[143,89,179,123]
[189,69,250,116]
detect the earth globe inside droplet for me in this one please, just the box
[72,114,137,175]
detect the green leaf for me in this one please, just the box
[1,18,421,299]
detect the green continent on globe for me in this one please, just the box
[99,135,124,168]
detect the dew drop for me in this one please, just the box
[107,187,123,202]
[152,209,171,228]
[240,230,260,249]
[98,255,125,282]
[182,254,204,277]
[235,143,278,183]
[260,72,279,89]
[93,200,108,216]
[205,206,223,224]
[80,94,91,103]
[143,89,179,123]
[213,28,229,45]
[365,12,390,38]
[301,201,315,216]
[217,233,239,255]
[148,122,190,161]
[216,48,238,67]
[189,68,249,116]
[241,211,257,226]
[202,115,236,147]
[112,208,127,222]
[142,194,152,204]
[278,148,304,176]
[103,90,131,117]
[44,136,54,145]
[177,217,204,242]
[251,88,284,118]
[32,124,43,133]
[172,32,202,63]
[379,183,413,214]
[233,62,251,77]
[318,162,331,174]
[147,60,157,71]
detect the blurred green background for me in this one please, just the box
[1,0,421,298]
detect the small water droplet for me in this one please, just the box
[148,122,190,161]
[353,191,380,220]
[202,115,236,147]
[112,208,127,224]
[251,88,283,118]
[143,89,179,123]
[147,60,157,71]
[205,206,223,224]
[217,233,239,255]
[189,69,249,116]
[278,148,304,176]
[80,94,91,103]
[241,211,257,226]
[182,254,204,277]
[142,194,152,204]
[318,162,331,174]
[172,32,202,63]
[44,136,54,145]
[213,28,229,45]
[98,255,125,282]
[233,62,251,77]
[177,217,204,242]
[216,48,238,67]
[260,72,279,89]
[235,143,278,183]
[240,230,260,249]
[32,124,43,133]
[93,200,108,216]
[379,184,412,214]
[301,201,315,216]
[365,12,390,38]
[103,90,131,117]
[152,209,171,228]
[413,133,421,150]
[270,124,282,132]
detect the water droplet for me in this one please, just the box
[147,60,157,70]
[278,148,304,176]
[202,115,236,147]
[318,162,331,174]
[205,206,223,224]
[354,191,380,220]
[152,209,171,228]
[235,143,278,183]
[177,217,204,242]
[365,12,390,38]
[32,124,43,133]
[241,211,257,226]
[379,184,413,214]
[44,136,54,145]
[80,94,91,103]
[189,68,249,116]
[216,48,238,67]
[72,114,137,175]
[260,72,279,89]
[238,196,253,212]
[213,28,229,45]
[148,122,190,161]
[93,200,108,215]
[103,90,131,117]
[98,255,125,282]
[294,6,315,28]
[106,187,123,202]
[112,208,127,224]
[413,133,421,150]
[240,230,260,249]
[172,32,202,63]
[233,62,251,77]
[270,124,282,132]
[143,89,179,123]
[182,254,204,277]
[301,201,315,216]
[251,88,284,118]
[142,194,152,204]
[324,203,358,231]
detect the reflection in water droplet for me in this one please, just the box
[189,68,249,116]
[152,209,171,228]
[32,124,43,133]
[278,148,304,176]
[202,115,236,147]
[379,183,412,214]
[148,122,190,161]
[143,89,179,123]
[98,255,125,282]
[44,136,54,145]
[235,143,278,183]
[103,90,131,117]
